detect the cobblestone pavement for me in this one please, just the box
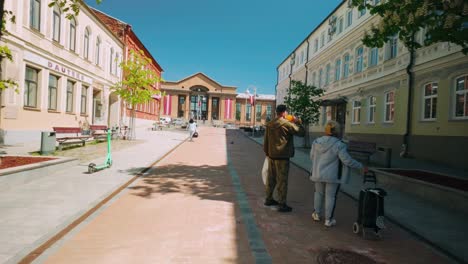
[37,127,453,264]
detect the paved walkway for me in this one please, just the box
[30,127,452,263]
[0,128,188,264]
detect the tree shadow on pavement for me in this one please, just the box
[126,164,233,202]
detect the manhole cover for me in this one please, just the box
[317,248,377,264]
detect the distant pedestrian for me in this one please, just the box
[309,120,367,227]
[187,119,197,141]
[263,104,305,212]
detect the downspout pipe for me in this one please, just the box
[401,36,416,158]
[304,39,310,85]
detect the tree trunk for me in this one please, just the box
[129,107,136,140]
[303,123,311,148]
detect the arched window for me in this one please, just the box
[84,28,90,59]
[52,5,61,42]
[110,48,114,73]
[30,0,41,31]
[95,37,101,65]
[69,18,76,52]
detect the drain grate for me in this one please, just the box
[317,248,377,264]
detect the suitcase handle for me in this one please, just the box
[363,171,377,186]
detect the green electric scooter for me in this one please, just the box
[88,129,113,173]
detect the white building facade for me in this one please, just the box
[1,0,123,147]
[276,1,468,169]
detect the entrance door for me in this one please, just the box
[334,102,346,137]
[190,95,207,121]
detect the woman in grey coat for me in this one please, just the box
[309,121,367,227]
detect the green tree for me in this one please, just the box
[112,49,162,140]
[284,80,324,148]
[350,0,468,53]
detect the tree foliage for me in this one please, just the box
[112,49,162,107]
[48,0,103,20]
[284,80,324,125]
[350,0,468,53]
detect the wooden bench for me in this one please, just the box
[53,127,91,150]
[347,140,377,165]
[90,125,108,141]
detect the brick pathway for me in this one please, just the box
[39,127,452,264]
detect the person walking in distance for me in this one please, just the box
[309,120,368,227]
[187,119,197,141]
[263,104,305,212]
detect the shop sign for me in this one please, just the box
[24,51,93,83]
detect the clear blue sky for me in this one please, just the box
[86,0,342,95]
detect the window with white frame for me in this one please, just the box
[318,69,323,88]
[30,0,41,31]
[69,18,76,52]
[24,66,39,108]
[368,96,376,123]
[48,74,58,110]
[422,82,438,120]
[110,48,114,73]
[337,17,344,34]
[84,28,90,60]
[95,37,101,65]
[352,100,361,124]
[52,5,61,42]
[355,47,364,73]
[384,91,395,122]
[81,85,88,114]
[266,105,272,121]
[335,59,341,81]
[455,75,468,118]
[114,53,119,75]
[320,32,325,47]
[246,104,251,121]
[325,64,331,86]
[66,80,74,113]
[256,104,262,122]
[312,72,316,86]
[346,9,353,28]
[314,39,319,52]
[387,35,398,60]
[343,54,350,78]
[369,47,378,67]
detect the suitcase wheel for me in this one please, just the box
[353,222,361,234]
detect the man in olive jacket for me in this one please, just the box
[263,104,305,212]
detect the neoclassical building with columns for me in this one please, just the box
[160,73,275,127]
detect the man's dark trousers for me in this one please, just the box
[265,158,290,204]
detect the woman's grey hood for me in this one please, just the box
[313,136,340,153]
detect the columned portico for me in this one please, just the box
[160,73,238,123]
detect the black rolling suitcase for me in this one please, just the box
[353,171,387,239]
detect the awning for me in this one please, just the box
[321,97,347,106]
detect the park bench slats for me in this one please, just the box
[347,140,377,165]
[53,127,91,150]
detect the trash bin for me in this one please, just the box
[41,131,56,155]
[371,146,392,168]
